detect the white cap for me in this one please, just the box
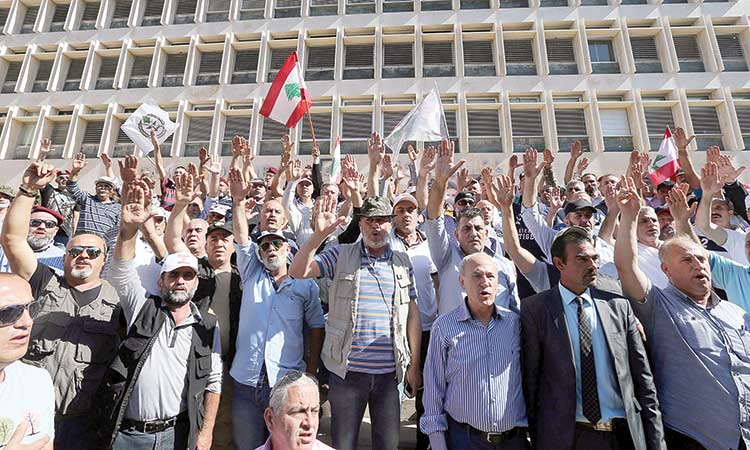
[153,207,168,219]
[392,193,418,213]
[160,252,199,275]
[207,204,230,216]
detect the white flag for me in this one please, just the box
[384,84,449,159]
[121,103,178,154]
[330,137,342,184]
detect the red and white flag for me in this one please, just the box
[649,127,681,186]
[260,51,311,128]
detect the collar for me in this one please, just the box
[665,283,722,310]
[360,239,393,260]
[558,283,593,307]
[394,229,426,248]
[160,299,203,324]
[457,296,502,322]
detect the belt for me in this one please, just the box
[576,418,627,432]
[121,412,187,434]
[448,416,526,445]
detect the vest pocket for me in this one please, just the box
[75,316,120,364]
[27,310,71,358]
[324,319,348,364]
[195,345,212,379]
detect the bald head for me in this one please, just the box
[0,273,34,369]
[459,253,499,309]
[0,273,32,307]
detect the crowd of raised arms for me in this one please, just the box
[0,126,748,450]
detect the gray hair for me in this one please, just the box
[268,371,319,416]
[658,236,707,264]
[458,253,497,277]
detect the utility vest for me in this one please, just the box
[23,275,121,418]
[322,243,413,382]
[95,296,217,450]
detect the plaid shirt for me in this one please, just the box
[67,181,121,238]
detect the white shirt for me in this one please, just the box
[637,242,669,289]
[0,361,55,447]
[390,231,438,331]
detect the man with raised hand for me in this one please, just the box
[424,139,519,315]
[1,161,121,450]
[289,191,422,450]
[614,177,750,450]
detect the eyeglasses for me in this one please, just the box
[29,219,58,228]
[456,199,475,207]
[0,301,39,327]
[260,239,285,252]
[68,246,103,259]
[166,270,197,281]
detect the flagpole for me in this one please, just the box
[303,96,317,151]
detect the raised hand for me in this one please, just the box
[341,160,360,192]
[706,145,721,165]
[673,127,695,151]
[289,159,302,181]
[603,183,619,214]
[419,145,436,175]
[313,194,347,236]
[204,154,222,175]
[228,166,249,199]
[37,137,52,162]
[576,157,589,175]
[490,174,515,209]
[187,163,200,187]
[100,152,112,169]
[311,144,320,161]
[666,187,696,224]
[543,148,555,168]
[434,139,465,184]
[121,180,152,230]
[281,134,294,156]
[381,154,394,179]
[616,176,642,220]
[456,167,470,192]
[508,154,522,174]
[232,135,247,159]
[198,146,210,168]
[150,130,160,156]
[367,132,385,167]
[407,144,418,163]
[716,154,745,183]
[548,186,564,211]
[71,152,86,173]
[570,140,583,160]
[522,148,546,180]
[174,171,198,204]
[118,155,139,184]
[22,162,56,191]
[700,161,725,196]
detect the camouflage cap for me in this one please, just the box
[360,196,393,218]
[0,185,15,199]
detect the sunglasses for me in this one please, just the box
[260,239,285,252]
[68,246,103,259]
[456,199,475,207]
[166,270,197,281]
[29,219,58,228]
[0,301,40,327]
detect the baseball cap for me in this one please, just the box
[206,221,233,236]
[552,226,592,246]
[95,176,117,187]
[266,167,278,175]
[57,170,71,176]
[454,192,476,205]
[152,207,168,219]
[207,204,230,217]
[249,178,265,185]
[657,180,675,190]
[563,199,597,216]
[360,196,393,218]
[31,206,64,226]
[255,230,287,243]
[392,193,418,213]
[160,252,199,275]
[655,205,671,215]
[298,177,313,185]
[0,185,15,199]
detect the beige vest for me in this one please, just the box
[23,276,121,418]
[322,243,413,382]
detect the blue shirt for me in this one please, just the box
[558,285,626,424]
[421,299,527,446]
[230,241,325,387]
[710,253,750,312]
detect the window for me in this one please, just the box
[196,52,223,85]
[383,0,412,12]
[580,0,606,4]
[546,39,578,75]
[232,49,259,84]
[344,44,374,80]
[461,0,490,8]
[673,35,704,72]
[49,3,69,31]
[340,111,372,154]
[267,48,293,82]
[142,0,163,26]
[346,0,375,14]
[621,0,647,3]
[275,0,301,18]
[540,0,567,5]
[174,0,196,23]
[300,111,332,154]
[80,2,99,30]
[11,122,36,160]
[498,0,528,7]
[32,60,52,92]
[421,0,451,11]
[80,120,104,156]
[0,8,9,30]
[162,53,187,86]
[716,35,747,72]
[463,40,495,76]
[589,40,619,74]
[113,126,135,157]
[64,59,84,91]
[425,108,458,151]
[383,43,414,78]
[310,0,337,16]
[260,117,289,154]
[222,114,252,156]
[239,0,264,20]
[206,0,230,22]
[128,55,152,88]
[382,110,414,153]
[630,36,661,73]
[184,115,213,156]
[20,5,39,33]
[689,106,723,149]
[96,57,118,90]
[736,105,750,149]
[110,0,130,28]
[599,109,633,151]
[47,120,69,158]
[643,107,675,150]
[305,46,336,81]
[467,109,502,153]
[510,109,544,152]
[555,108,589,150]
[2,62,21,93]
[423,41,455,77]
[504,39,535,75]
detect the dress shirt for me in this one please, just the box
[390,230,438,331]
[634,283,750,450]
[710,253,750,312]
[558,284,626,424]
[230,241,326,388]
[421,299,527,450]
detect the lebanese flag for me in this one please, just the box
[260,51,311,128]
[329,137,342,183]
[649,127,681,186]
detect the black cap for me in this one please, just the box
[563,199,597,216]
[657,180,675,190]
[454,192,476,205]
[255,230,288,243]
[206,221,233,236]
[360,196,393,218]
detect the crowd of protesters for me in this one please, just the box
[0,125,748,450]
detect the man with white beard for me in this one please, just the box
[0,206,66,275]
[228,167,325,450]
[0,162,121,450]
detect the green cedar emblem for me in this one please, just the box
[284,82,301,101]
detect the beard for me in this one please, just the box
[262,255,285,272]
[70,267,94,280]
[27,234,54,251]
[363,234,388,249]
[161,284,197,307]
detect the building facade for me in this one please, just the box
[0,0,748,184]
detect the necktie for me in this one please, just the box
[576,296,601,424]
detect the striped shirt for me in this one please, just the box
[315,242,418,374]
[67,181,121,238]
[421,299,527,441]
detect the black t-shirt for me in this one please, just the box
[29,263,103,307]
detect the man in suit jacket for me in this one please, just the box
[521,226,666,450]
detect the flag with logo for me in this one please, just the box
[329,137,342,183]
[384,84,449,160]
[121,103,178,154]
[649,127,681,186]
[260,51,311,128]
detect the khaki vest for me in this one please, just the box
[23,276,121,418]
[322,243,413,382]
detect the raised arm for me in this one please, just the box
[666,187,699,242]
[521,148,546,209]
[673,127,700,190]
[151,131,168,181]
[563,140,583,185]
[267,136,292,200]
[204,154,222,199]
[289,195,347,279]
[694,162,728,245]
[415,146,436,212]
[367,132,385,198]
[614,177,649,301]
[164,172,196,254]
[597,184,620,245]
[1,163,57,280]
[228,166,252,245]
[115,180,152,262]
[426,139,465,220]
[311,144,322,199]
[66,152,88,202]
[100,152,115,179]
